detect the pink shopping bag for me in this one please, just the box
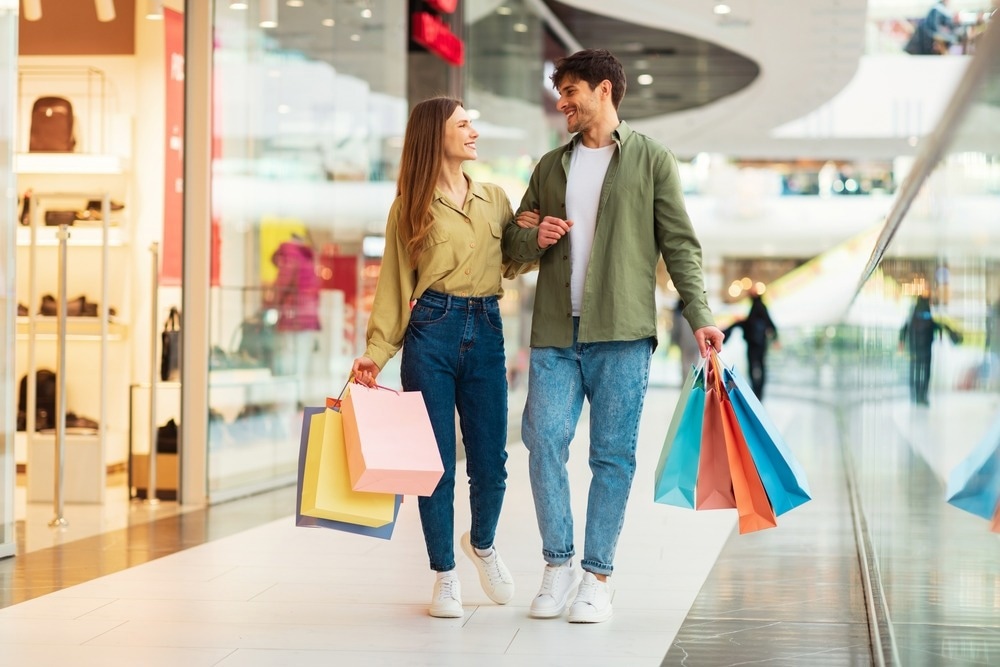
[341,382,444,496]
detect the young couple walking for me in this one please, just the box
[352,49,724,624]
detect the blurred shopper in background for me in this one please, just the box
[671,299,701,382]
[724,290,779,399]
[904,0,957,55]
[899,292,962,405]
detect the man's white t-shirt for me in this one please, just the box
[566,143,615,316]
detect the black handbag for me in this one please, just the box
[160,307,181,381]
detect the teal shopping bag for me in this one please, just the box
[723,365,811,516]
[946,411,1000,520]
[654,361,706,508]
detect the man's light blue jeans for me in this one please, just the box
[522,318,653,576]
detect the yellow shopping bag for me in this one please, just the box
[300,407,396,527]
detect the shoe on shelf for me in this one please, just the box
[428,575,463,618]
[460,531,514,604]
[567,571,613,624]
[529,561,581,619]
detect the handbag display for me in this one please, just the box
[160,307,181,381]
[295,406,401,539]
[29,96,77,152]
[341,382,444,496]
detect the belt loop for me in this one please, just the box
[446,293,452,309]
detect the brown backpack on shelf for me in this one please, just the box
[29,96,77,152]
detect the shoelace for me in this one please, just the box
[437,578,459,601]
[538,565,567,596]
[479,553,511,586]
[574,577,601,606]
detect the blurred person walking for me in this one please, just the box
[899,293,961,405]
[352,97,517,619]
[503,49,724,624]
[723,290,779,399]
[905,0,957,55]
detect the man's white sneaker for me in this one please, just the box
[529,562,581,618]
[567,571,613,623]
[460,532,515,604]
[428,575,463,618]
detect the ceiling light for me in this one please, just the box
[286,0,304,6]
[713,3,732,15]
[361,8,372,18]
[145,0,163,20]
[637,74,653,85]
[467,109,481,119]
[95,0,116,22]
[513,22,528,32]
[497,6,512,15]
[322,18,335,27]
[22,0,41,21]
[260,0,278,28]
[350,33,361,41]
[229,1,248,9]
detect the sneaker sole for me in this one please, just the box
[460,533,514,605]
[428,607,464,619]
[568,606,613,623]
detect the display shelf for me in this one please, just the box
[16,317,127,340]
[16,225,127,247]
[14,152,125,175]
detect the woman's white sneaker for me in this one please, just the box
[529,562,581,618]
[567,572,613,623]
[428,574,463,618]
[460,532,515,604]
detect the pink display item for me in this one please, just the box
[341,382,444,496]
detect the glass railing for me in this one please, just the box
[839,18,1000,665]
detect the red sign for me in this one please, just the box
[411,11,464,66]
[161,8,184,285]
[425,0,457,12]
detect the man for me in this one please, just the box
[904,0,957,55]
[502,49,724,624]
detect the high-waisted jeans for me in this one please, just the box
[522,318,652,576]
[401,290,509,572]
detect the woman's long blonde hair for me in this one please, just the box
[396,97,462,267]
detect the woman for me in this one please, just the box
[352,98,515,619]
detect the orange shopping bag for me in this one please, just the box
[708,353,777,534]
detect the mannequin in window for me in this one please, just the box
[269,234,322,394]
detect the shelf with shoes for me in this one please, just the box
[15,187,132,504]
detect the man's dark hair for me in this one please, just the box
[550,49,627,110]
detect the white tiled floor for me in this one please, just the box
[0,387,738,666]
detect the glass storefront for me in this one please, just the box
[0,0,16,558]
[208,1,409,498]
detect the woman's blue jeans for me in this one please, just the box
[401,290,509,572]
[522,319,652,576]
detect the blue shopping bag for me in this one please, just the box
[946,411,1000,520]
[654,361,706,508]
[295,405,401,539]
[723,365,811,516]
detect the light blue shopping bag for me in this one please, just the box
[946,411,1000,520]
[723,365,811,516]
[654,361,706,508]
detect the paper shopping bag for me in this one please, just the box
[300,407,396,526]
[946,411,1000,520]
[697,358,737,510]
[707,354,776,534]
[654,361,706,508]
[342,383,444,496]
[992,503,1000,534]
[295,406,401,539]
[724,365,811,516]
